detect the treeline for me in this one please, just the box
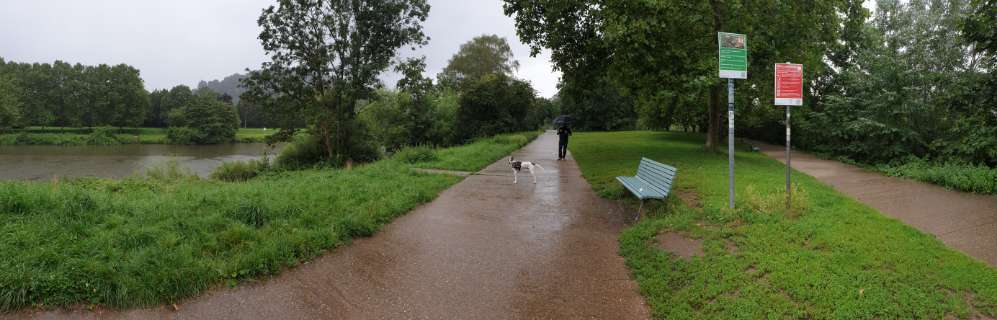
[505,0,997,168]
[0,58,248,144]
[0,59,148,128]
[247,31,555,166]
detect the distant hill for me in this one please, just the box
[197,73,247,104]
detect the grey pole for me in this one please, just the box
[728,78,735,209]
[786,106,791,209]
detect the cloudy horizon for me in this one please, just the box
[0,0,562,98]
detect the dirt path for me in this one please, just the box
[753,141,997,267]
[18,132,649,320]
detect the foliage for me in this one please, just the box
[243,0,430,162]
[0,70,22,128]
[393,145,438,164]
[0,132,537,311]
[437,34,520,89]
[166,91,240,144]
[0,60,149,128]
[274,134,329,169]
[878,158,997,194]
[570,131,997,319]
[795,0,996,167]
[83,127,122,145]
[414,131,538,171]
[557,76,635,131]
[455,74,536,141]
[211,159,271,182]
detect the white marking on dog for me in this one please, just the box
[509,156,544,184]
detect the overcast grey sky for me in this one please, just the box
[0,0,562,97]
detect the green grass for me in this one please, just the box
[0,132,537,311]
[569,131,997,319]
[0,127,271,145]
[411,131,540,171]
[876,159,997,194]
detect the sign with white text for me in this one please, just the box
[718,32,748,79]
[774,63,803,106]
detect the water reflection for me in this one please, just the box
[0,143,279,180]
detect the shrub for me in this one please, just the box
[84,127,121,145]
[144,159,198,182]
[165,127,204,145]
[211,159,270,182]
[879,158,997,194]
[275,134,327,169]
[393,146,438,164]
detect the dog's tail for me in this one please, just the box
[535,164,545,172]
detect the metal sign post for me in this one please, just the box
[774,63,803,208]
[719,32,747,209]
[727,79,735,209]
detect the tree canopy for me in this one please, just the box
[437,34,520,89]
[243,0,430,163]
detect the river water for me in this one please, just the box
[0,143,277,180]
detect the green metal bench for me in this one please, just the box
[616,157,678,221]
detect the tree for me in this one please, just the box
[161,85,195,126]
[243,0,430,163]
[455,74,536,141]
[107,64,149,128]
[504,0,853,149]
[167,90,240,144]
[438,34,520,89]
[0,71,22,128]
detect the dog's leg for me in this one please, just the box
[513,169,518,184]
[530,167,537,183]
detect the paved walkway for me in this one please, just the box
[754,141,997,267]
[21,132,649,319]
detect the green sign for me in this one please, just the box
[718,32,747,79]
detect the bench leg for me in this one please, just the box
[635,200,644,222]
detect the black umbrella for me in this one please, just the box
[552,115,573,127]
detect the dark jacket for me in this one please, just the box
[557,127,572,143]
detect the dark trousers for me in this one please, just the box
[558,139,568,159]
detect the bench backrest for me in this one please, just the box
[636,157,677,196]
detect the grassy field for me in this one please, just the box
[569,131,997,319]
[0,132,537,311]
[0,127,271,145]
[411,132,539,171]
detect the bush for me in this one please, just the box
[84,127,121,145]
[211,159,270,182]
[879,158,997,194]
[275,134,327,169]
[393,146,438,164]
[166,93,239,144]
[165,127,204,145]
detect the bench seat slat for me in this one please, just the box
[617,157,678,202]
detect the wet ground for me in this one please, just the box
[753,141,997,267]
[14,132,649,319]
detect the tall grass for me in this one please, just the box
[414,131,540,171]
[0,131,538,311]
[877,159,997,194]
[570,131,997,319]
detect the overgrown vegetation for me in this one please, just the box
[877,158,997,194]
[570,131,997,319]
[504,0,997,192]
[0,131,537,311]
[0,127,269,145]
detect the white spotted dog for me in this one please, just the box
[509,157,544,184]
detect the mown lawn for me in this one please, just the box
[0,132,537,311]
[570,131,997,319]
[0,127,272,145]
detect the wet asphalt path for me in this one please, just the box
[17,132,649,319]
[753,140,997,267]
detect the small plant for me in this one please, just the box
[84,127,122,145]
[144,159,198,182]
[393,145,438,164]
[211,159,270,182]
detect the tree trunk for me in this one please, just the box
[320,119,334,160]
[706,84,722,150]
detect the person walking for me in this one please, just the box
[556,125,572,160]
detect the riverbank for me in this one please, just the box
[569,131,997,319]
[0,131,538,312]
[0,127,270,145]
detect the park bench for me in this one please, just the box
[616,157,678,221]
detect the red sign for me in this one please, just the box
[774,63,803,106]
